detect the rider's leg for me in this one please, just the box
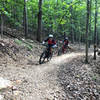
[47,46,51,56]
[62,46,65,53]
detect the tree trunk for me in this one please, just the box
[37,0,42,42]
[88,0,92,48]
[79,34,81,49]
[31,7,34,34]
[56,0,58,5]
[13,0,17,22]
[1,13,4,38]
[97,32,99,45]
[70,5,74,43]
[85,0,90,63]
[23,0,28,38]
[64,32,66,39]
[0,1,5,38]
[94,0,98,60]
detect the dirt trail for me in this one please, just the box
[0,50,99,100]
[32,52,94,100]
[36,52,84,73]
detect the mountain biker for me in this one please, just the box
[62,37,69,53]
[42,34,57,53]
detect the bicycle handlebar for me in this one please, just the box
[41,43,57,48]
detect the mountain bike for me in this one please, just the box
[58,45,73,56]
[39,45,57,64]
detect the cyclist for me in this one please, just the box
[42,34,57,54]
[62,37,69,53]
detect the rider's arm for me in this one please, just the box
[42,38,49,44]
[64,40,69,45]
[52,40,57,48]
[44,38,49,42]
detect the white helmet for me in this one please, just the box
[65,37,68,40]
[49,34,53,38]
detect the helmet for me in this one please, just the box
[65,37,68,40]
[49,34,53,38]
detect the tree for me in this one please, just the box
[88,0,92,48]
[0,12,4,38]
[94,0,98,60]
[23,0,28,38]
[70,3,74,43]
[0,0,100,44]
[0,0,5,38]
[37,0,42,42]
[85,0,90,63]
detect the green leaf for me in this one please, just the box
[60,19,66,25]
[14,39,22,45]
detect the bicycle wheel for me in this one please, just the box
[47,52,53,61]
[39,51,46,64]
[53,48,58,56]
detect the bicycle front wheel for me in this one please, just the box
[47,52,53,61]
[39,52,46,64]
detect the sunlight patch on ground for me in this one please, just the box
[51,52,84,65]
[51,52,94,65]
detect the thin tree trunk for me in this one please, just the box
[0,0,5,38]
[85,0,90,63]
[37,0,42,42]
[89,0,92,48]
[31,7,34,34]
[13,0,17,22]
[64,32,66,39]
[56,0,58,5]
[1,13,4,38]
[79,34,81,49]
[78,22,81,48]
[24,0,28,38]
[70,5,74,43]
[97,33,99,46]
[94,0,97,60]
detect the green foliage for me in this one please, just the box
[26,44,33,51]
[14,39,33,51]
[14,39,23,45]
[0,0,100,42]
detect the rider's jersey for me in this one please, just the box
[62,39,69,49]
[44,38,56,47]
[63,39,69,46]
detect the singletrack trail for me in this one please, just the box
[0,51,99,100]
[36,52,85,73]
[26,52,86,100]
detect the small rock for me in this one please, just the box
[12,86,17,91]
[0,77,12,90]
